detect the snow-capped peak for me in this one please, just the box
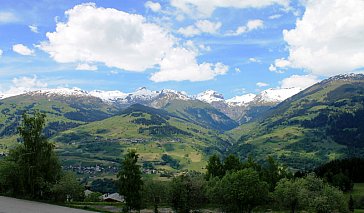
[160,89,190,100]
[28,88,90,97]
[226,93,256,106]
[196,90,225,103]
[89,90,127,102]
[254,87,302,104]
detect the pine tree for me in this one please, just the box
[117,150,143,212]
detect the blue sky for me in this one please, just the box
[0,0,363,98]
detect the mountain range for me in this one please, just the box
[1,74,364,174]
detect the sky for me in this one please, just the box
[0,0,363,98]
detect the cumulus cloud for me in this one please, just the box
[170,0,289,17]
[145,1,162,12]
[12,44,35,56]
[269,58,290,73]
[150,47,228,82]
[76,63,98,71]
[226,19,264,36]
[281,0,364,76]
[0,12,18,23]
[29,25,39,33]
[256,82,269,87]
[178,20,221,37]
[280,74,319,89]
[40,3,227,82]
[0,49,3,57]
[1,76,48,97]
[39,3,174,72]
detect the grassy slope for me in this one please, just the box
[228,76,364,169]
[53,106,232,173]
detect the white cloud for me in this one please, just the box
[76,63,98,71]
[249,57,261,63]
[0,12,18,23]
[40,3,227,82]
[256,82,269,87]
[178,25,201,37]
[269,58,290,73]
[281,0,364,76]
[12,44,35,56]
[0,49,3,57]
[178,20,221,37]
[145,1,162,12]
[39,3,174,72]
[226,19,264,36]
[235,68,241,73]
[150,47,228,82]
[269,14,282,19]
[280,74,319,89]
[170,0,290,17]
[29,25,39,33]
[1,76,48,97]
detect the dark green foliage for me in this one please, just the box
[210,168,269,213]
[139,125,191,136]
[161,154,181,169]
[51,172,84,202]
[314,158,364,191]
[142,180,171,212]
[205,154,224,179]
[349,195,354,212]
[0,111,62,198]
[132,114,167,126]
[274,174,349,213]
[117,150,143,211]
[84,192,103,202]
[223,154,242,172]
[170,173,207,213]
[90,178,117,194]
[261,156,291,191]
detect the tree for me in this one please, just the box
[84,192,103,202]
[205,154,224,179]
[274,174,349,213]
[212,168,269,213]
[51,172,84,202]
[170,173,207,213]
[349,195,354,212]
[117,150,143,212]
[17,111,61,198]
[262,156,290,191]
[0,111,61,198]
[142,180,170,213]
[274,178,303,213]
[222,154,242,173]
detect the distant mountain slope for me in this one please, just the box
[0,89,118,138]
[162,99,238,131]
[54,104,231,172]
[229,74,364,169]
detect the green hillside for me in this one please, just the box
[54,104,231,176]
[162,99,238,131]
[229,74,364,169]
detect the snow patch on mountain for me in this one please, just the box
[27,88,90,97]
[196,90,224,103]
[254,87,302,104]
[226,93,256,106]
[89,90,127,102]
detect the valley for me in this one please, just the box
[1,74,364,177]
